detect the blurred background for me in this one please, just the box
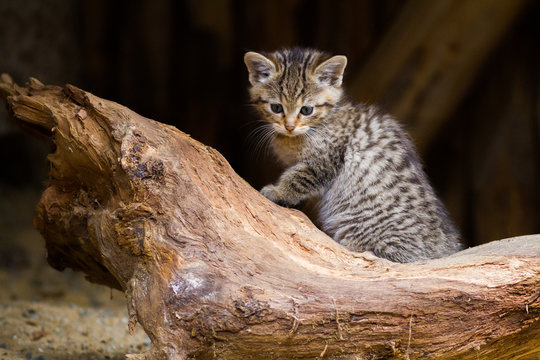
[1,0,539,257]
[1,2,539,357]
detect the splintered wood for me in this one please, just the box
[1,75,539,359]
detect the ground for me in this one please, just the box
[0,187,150,360]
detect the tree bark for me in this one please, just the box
[1,75,539,360]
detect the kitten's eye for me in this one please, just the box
[300,106,314,116]
[270,103,283,113]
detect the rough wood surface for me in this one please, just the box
[1,75,539,359]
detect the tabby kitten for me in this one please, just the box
[244,48,462,263]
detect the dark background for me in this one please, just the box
[1,0,539,252]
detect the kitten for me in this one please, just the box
[244,48,463,263]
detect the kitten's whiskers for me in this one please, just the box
[246,123,277,161]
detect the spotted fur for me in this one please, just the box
[244,48,462,263]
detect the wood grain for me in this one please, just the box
[1,76,539,359]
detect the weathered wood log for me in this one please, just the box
[1,75,539,359]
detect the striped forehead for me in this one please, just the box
[273,49,318,100]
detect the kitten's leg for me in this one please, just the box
[261,162,329,207]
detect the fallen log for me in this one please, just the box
[1,75,539,359]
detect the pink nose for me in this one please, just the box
[285,124,295,132]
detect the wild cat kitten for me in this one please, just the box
[244,48,462,263]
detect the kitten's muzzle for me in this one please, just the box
[272,122,308,136]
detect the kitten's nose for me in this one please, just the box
[285,124,296,132]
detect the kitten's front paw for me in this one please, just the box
[261,185,290,207]
[261,185,281,202]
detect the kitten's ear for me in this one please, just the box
[244,52,276,85]
[314,55,347,87]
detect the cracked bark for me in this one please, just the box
[1,75,539,360]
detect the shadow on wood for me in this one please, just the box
[1,74,539,359]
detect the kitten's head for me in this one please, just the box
[244,48,347,137]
